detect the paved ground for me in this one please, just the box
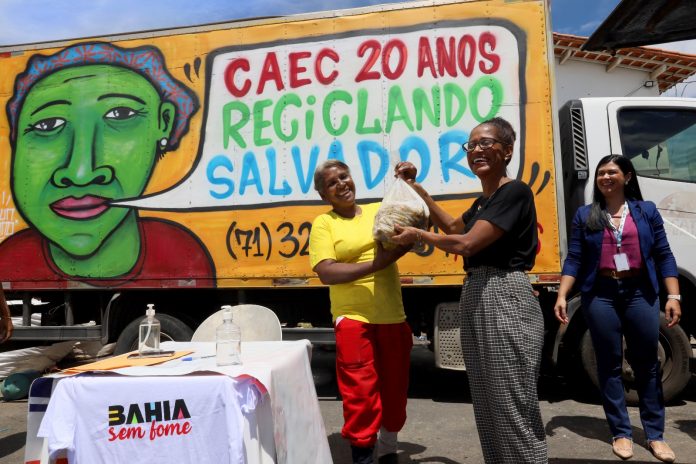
[315,346,696,464]
[1,345,695,463]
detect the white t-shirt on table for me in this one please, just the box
[38,374,261,464]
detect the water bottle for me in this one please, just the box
[216,305,241,366]
[138,303,161,355]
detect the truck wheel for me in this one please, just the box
[580,313,692,404]
[114,314,194,355]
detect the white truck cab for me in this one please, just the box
[556,97,696,401]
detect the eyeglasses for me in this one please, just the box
[462,138,506,152]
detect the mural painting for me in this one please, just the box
[0,44,215,287]
[0,1,559,289]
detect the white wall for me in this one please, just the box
[554,58,660,107]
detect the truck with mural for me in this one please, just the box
[0,0,694,400]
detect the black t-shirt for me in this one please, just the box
[461,180,538,271]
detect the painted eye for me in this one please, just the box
[31,117,66,132]
[104,107,137,120]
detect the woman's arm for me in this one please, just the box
[644,203,681,328]
[553,209,588,324]
[553,275,576,324]
[394,162,465,235]
[0,288,13,343]
[313,243,408,285]
[663,276,681,328]
[646,202,679,280]
[391,220,504,257]
[561,209,587,278]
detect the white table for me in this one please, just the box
[25,340,333,464]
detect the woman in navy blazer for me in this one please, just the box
[554,155,681,463]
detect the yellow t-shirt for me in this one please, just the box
[309,202,405,324]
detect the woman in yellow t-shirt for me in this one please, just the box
[309,160,412,464]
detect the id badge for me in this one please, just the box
[613,253,630,271]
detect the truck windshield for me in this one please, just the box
[617,108,696,183]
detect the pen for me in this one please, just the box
[181,355,216,361]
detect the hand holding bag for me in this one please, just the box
[373,178,429,252]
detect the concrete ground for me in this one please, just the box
[315,345,696,464]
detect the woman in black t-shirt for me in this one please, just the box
[391,117,547,464]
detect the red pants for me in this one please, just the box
[334,318,413,448]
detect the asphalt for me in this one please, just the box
[1,345,695,463]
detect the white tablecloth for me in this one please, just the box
[25,340,332,464]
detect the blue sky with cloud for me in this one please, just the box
[0,0,622,45]
[0,0,693,95]
[551,0,620,36]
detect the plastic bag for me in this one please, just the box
[373,178,429,252]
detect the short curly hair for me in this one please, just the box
[314,160,350,193]
[6,42,198,151]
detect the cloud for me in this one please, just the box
[0,0,401,46]
[650,38,696,54]
[577,19,601,35]
[647,39,696,97]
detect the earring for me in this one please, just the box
[159,138,168,148]
[625,181,628,185]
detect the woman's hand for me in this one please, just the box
[553,297,569,324]
[390,224,420,246]
[372,241,409,271]
[394,162,417,182]
[665,299,681,328]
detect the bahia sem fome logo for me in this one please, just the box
[108,398,192,441]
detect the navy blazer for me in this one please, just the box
[562,200,678,295]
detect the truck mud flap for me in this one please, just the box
[434,302,465,371]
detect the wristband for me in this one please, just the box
[667,294,681,302]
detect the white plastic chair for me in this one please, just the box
[191,304,282,342]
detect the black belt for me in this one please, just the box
[598,269,643,280]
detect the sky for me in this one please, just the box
[0,0,694,95]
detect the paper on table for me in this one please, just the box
[61,350,193,374]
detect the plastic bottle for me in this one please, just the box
[216,305,241,366]
[138,303,161,355]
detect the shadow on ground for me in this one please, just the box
[0,432,26,460]
[328,433,464,464]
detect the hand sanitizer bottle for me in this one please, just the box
[216,305,241,366]
[138,304,161,355]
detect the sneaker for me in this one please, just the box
[378,453,398,464]
[351,445,374,464]
[377,427,398,457]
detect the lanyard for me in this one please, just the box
[605,201,628,251]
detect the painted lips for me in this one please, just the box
[50,195,109,219]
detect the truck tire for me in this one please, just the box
[114,314,194,355]
[580,312,692,404]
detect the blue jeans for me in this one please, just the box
[581,276,664,441]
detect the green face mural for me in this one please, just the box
[13,65,175,273]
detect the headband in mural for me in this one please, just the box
[6,42,198,150]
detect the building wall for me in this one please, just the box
[554,58,660,107]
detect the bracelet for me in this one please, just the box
[667,294,681,302]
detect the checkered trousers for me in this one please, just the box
[460,266,548,464]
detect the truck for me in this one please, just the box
[0,0,694,401]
